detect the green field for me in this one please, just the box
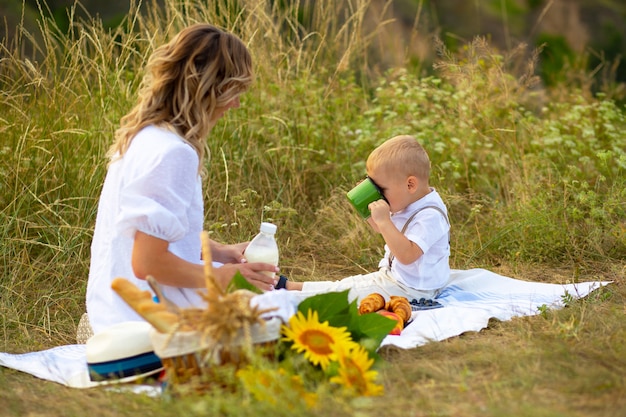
[1,1,625,416]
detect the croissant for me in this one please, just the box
[386,296,412,323]
[358,293,386,314]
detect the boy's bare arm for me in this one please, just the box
[369,200,423,265]
[376,220,423,265]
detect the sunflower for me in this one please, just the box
[330,344,384,397]
[281,309,357,370]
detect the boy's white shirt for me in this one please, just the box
[378,188,450,290]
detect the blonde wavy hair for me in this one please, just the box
[108,24,253,166]
[366,135,431,181]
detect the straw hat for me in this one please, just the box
[76,313,94,344]
[86,321,163,382]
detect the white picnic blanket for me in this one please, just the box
[0,268,610,388]
[380,268,609,348]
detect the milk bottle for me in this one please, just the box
[243,222,279,279]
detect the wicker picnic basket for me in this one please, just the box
[149,317,282,388]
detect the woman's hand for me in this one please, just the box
[213,262,278,292]
[205,239,279,291]
[210,240,248,264]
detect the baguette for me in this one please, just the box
[135,302,180,333]
[111,277,179,333]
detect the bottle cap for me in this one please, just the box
[260,222,277,235]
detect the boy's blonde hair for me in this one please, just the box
[366,135,430,181]
[108,24,253,166]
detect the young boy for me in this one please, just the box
[282,135,450,302]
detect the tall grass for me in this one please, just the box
[2,0,625,341]
[1,1,625,415]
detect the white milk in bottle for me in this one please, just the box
[243,222,279,279]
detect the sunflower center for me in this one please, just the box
[300,329,335,355]
[343,357,367,390]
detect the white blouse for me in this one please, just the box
[86,125,207,333]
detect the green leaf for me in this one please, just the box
[297,290,352,323]
[226,271,263,294]
[350,311,396,347]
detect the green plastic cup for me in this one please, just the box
[346,177,385,218]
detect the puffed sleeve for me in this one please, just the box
[116,139,200,243]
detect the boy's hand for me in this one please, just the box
[369,199,392,226]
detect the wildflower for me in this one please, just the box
[237,366,317,408]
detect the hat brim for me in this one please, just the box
[88,350,163,383]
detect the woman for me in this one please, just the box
[86,24,278,333]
